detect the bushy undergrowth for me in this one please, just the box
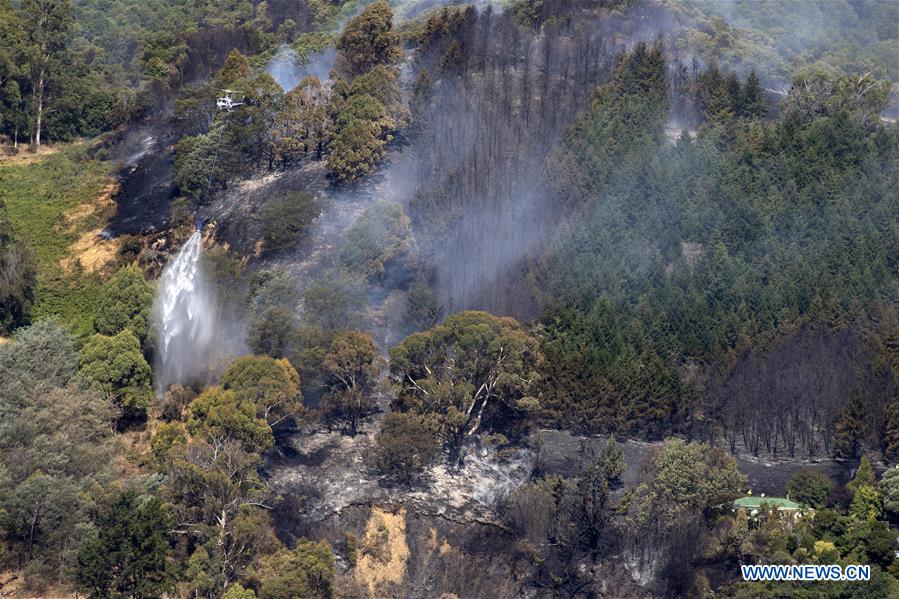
[0,144,113,335]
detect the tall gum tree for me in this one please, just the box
[21,0,72,148]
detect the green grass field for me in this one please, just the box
[0,143,114,337]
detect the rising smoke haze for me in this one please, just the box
[266,44,336,91]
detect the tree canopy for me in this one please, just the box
[252,539,335,599]
[340,202,414,280]
[78,329,152,415]
[187,386,274,452]
[222,355,304,428]
[390,311,542,463]
[75,492,175,599]
[92,264,154,346]
[321,330,381,435]
[335,1,402,76]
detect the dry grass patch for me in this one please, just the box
[60,228,122,274]
[0,144,60,166]
[0,570,72,599]
[59,182,120,274]
[353,507,409,597]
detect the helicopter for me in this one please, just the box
[216,89,245,111]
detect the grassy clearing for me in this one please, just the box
[0,143,115,337]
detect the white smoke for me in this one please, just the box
[393,0,501,20]
[153,231,219,394]
[266,45,336,92]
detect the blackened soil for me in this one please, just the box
[106,127,176,236]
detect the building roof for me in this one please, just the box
[733,496,801,510]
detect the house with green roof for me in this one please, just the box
[730,492,807,525]
[733,495,801,512]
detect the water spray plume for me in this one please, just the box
[154,231,217,394]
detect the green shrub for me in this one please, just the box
[373,412,440,484]
[0,237,37,335]
[404,283,442,331]
[78,329,152,416]
[340,202,414,279]
[0,144,111,336]
[74,492,175,599]
[786,469,834,508]
[303,270,366,330]
[261,192,319,254]
[222,355,304,427]
[254,539,335,599]
[92,264,154,346]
